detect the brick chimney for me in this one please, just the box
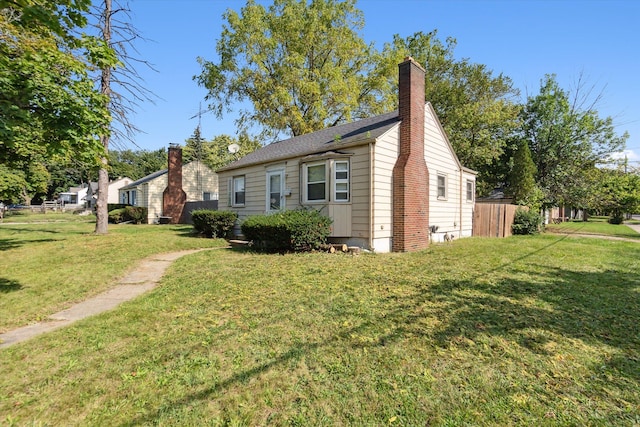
[162,144,187,224]
[392,57,430,252]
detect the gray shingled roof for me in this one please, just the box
[217,111,400,172]
[120,169,167,190]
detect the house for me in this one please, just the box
[118,145,218,224]
[217,57,476,252]
[59,184,90,207]
[86,177,134,208]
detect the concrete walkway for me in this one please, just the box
[0,249,214,349]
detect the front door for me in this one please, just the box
[266,169,285,212]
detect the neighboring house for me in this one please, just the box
[86,177,133,208]
[217,57,476,253]
[119,146,218,224]
[59,184,90,207]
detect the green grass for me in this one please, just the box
[1,229,639,425]
[0,221,228,332]
[546,216,640,239]
[1,210,95,224]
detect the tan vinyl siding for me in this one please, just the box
[371,125,399,250]
[219,161,300,224]
[423,105,475,241]
[147,178,166,223]
[182,161,219,201]
[349,145,371,240]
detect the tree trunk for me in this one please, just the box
[94,154,109,234]
[95,0,112,235]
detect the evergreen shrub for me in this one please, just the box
[241,209,332,252]
[192,210,238,238]
[511,208,543,235]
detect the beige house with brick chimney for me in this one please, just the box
[119,146,218,224]
[216,58,476,252]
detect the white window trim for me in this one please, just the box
[303,161,327,203]
[466,179,474,203]
[231,175,245,207]
[266,168,285,212]
[437,173,447,200]
[333,160,350,203]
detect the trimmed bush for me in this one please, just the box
[511,208,543,235]
[608,211,624,224]
[192,210,238,238]
[108,206,148,224]
[241,209,332,252]
[125,206,147,224]
[108,208,126,224]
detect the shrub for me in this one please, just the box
[511,208,543,235]
[608,210,624,224]
[108,206,148,224]
[192,210,238,238]
[124,206,147,224]
[108,208,125,224]
[241,209,332,252]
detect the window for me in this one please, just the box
[437,173,447,199]
[232,176,245,206]
[203,192,212,201]
[466,180,474,202]
[334,160,349,202]
[304,162,326,202]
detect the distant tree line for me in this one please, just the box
[1,0,636,219]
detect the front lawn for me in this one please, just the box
[546,216,640,240]
[1,231,639,425]
[0,222,227,332]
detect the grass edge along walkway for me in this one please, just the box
[0,248,219,349]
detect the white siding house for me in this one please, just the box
[217,58,476,252]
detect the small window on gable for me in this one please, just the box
[437,173,447,199]
[466,180,474,202]
[232,176,245,206]
[203,192,211,201]
[304,162,326,202]
[334,160,349,202]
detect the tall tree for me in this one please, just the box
[196,0,390,140]
[89,0,155,234]
[0,0,111,203]
[507,140,542,210]
[379,31,521,193]
[520,75,628,207]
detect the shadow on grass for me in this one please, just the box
[0,237,62,251]
[124,234,640,424]
[0,278,22,293]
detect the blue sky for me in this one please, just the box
[125,0,639,165]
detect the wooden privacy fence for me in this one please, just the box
[473,203,522,238]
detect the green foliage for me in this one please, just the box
[241,209,332,252]
[0,1,112,170]
[183,131,261,171]
[191,209,238,238]
[511,208,543,235]
[108,206,147,224]
[380,31,521,189]
[108,148,167,180]
[519,75,627,207]
[507,140,543,210]
[589,168,640,223]
[196,0,390,138]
